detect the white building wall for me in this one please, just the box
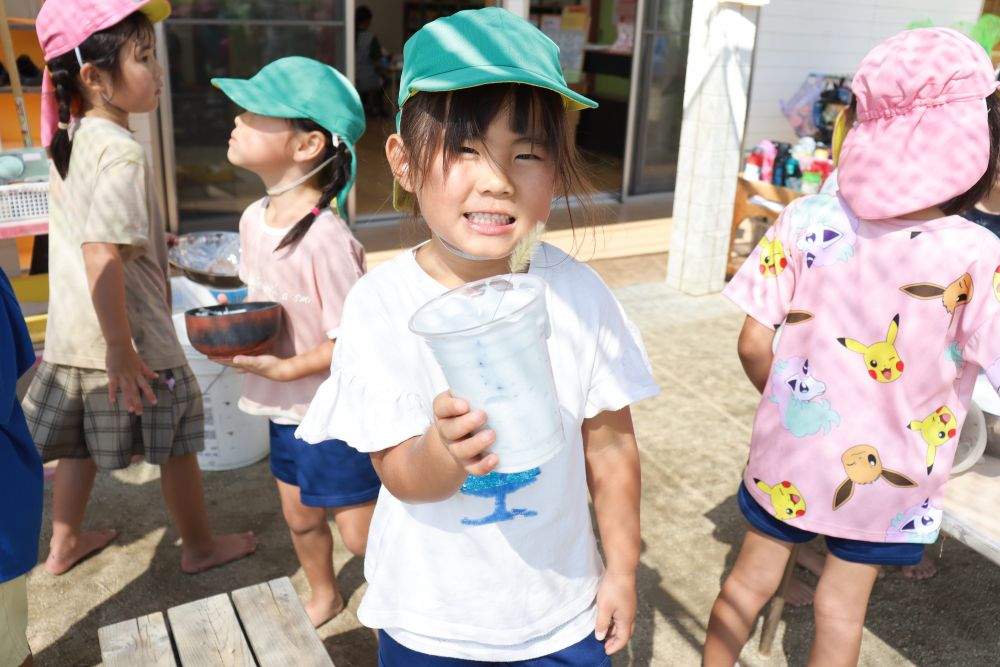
[667,1,760,295]
[743,0,984,151]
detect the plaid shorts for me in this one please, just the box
[22,362,204,470]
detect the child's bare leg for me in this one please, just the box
[809,553,879,667]
[159,453,256,573]
[275,479,343,627]
[704,527,795,666]
[45,457,118,575]
[331,499,376,558]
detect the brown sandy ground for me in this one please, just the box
[22,256,1000,666]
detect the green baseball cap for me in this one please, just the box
[212,57,366,217]
[393,7,597,211]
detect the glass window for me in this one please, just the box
[163,6,345,233]
[629,0,691,195]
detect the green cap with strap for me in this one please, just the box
[393,7,597,211]
[212,57,366,217]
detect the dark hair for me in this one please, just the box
[275,118,353,252]
[45,12,155,179]
[395,83,594,229]
[939,92,1000,216]
[356,6,373,27]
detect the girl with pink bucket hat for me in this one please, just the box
[706,28,1000,666]
[23,0,257,577]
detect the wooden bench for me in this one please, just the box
[757,450,1000,656]
[727,177,806,278]
[98,577,334,666]
[942,454,1000,566]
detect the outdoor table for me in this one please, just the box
[727,177,805,277]
[942,454,1000,566]
[98,576,334,666]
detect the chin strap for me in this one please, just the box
[437,235,507,262]
[266,155,336,196]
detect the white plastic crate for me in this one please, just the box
[0,182,48,223]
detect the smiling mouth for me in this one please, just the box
[465,212,515,226]
[881,369,892,380]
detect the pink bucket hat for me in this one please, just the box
[35,0,171,146]
[838,28,1000,220]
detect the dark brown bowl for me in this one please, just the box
[184,302,282,357]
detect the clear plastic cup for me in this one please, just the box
[409,274,564,473]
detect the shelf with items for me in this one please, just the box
[1,8,49,346]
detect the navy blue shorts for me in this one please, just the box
[269,421,380,508]
[737,482,923,566]
[377,630,610,667]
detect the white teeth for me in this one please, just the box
[466,213,513,224]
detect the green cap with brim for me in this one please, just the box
[212,57,366,217]
[392,7,597,212]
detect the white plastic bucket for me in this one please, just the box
[171,309,269,472]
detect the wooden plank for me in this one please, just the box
[167,593,256,667]
[98,612,177,667]
[943,455,1000,567]
[365,217,672,269]
[231,577,334,667]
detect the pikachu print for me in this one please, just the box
[907,406,957,474]
[758,235,787,277]
[837,315,904,383]
[755,479,806,520]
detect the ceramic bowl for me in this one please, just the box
[184,302,281,357]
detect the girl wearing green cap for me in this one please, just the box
[296,8,658,663]
[210,57,379,628]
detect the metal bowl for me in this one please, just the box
[168,231,244,289]
[184,302,282,357]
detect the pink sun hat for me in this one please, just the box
[35,0,171,147]
[838,27,1000,220]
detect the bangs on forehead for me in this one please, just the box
[444,84,561,148]
[131,20,156,49]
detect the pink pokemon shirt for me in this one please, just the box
[724,193,1000,543]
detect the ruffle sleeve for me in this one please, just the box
[585,297,659,418]
[295,367,431,452]
[294,277,432,452]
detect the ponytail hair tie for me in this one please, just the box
[57,122,70,130]
[311,207,321,216]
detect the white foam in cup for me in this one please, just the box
[409,274,564,473]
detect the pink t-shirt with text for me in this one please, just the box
[238,198,366,423]
[724,193,1000,543]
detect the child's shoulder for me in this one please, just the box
[534,242,620,312]
[780,192,846,226]
[536,242,609,288]
[76,118,144,164]
[343,248,412,303]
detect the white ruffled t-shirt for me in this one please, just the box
[297,243,658,660]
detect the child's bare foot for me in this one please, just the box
[902,554,937,580]
[305,592,345,627]
[45,529,119,575]
[785,577,815,608]
[180,532,257,574]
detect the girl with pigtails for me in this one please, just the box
[24,0,257,577]
[210,57,380,627]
